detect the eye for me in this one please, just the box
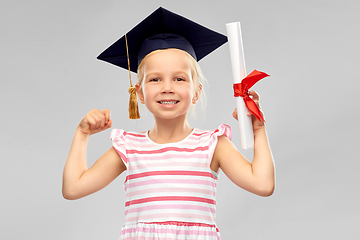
[174,78,185,81]
[149,78,160,82]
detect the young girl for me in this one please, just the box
[63,7,274,240]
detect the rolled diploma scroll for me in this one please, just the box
[226,22,254,150]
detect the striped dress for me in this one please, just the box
[110,124,231,240]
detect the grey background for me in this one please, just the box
[1,0,359,239]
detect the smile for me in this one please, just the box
[158,100,179,105]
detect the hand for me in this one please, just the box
[232,90,265,132]
[77,109,112,135]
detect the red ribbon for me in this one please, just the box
[233,70,269,124]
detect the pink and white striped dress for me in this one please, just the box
[110,124,231,240]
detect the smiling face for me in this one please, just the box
[135,49,201,122]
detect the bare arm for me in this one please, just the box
[62,109,126,200]
[211,91,275,196]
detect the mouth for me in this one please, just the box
[157,100,179,105]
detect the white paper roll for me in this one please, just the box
[226,22,254,150]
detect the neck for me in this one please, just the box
[149,117,193,144]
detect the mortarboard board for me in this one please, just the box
[97,7,227,119]
[97,7,227,72]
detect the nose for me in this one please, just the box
[161,79,174,93]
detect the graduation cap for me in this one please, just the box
[97,7,227,119]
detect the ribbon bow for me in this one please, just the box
[233,70,269,124]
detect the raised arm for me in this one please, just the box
[211,91,275,196]
[62,109,126,200]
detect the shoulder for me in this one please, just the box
[110,128,147,153]
[204,124,232,172]
[211,123,231,140]
[110,129,147,141]
[193,124,232,167]
[193,124,232,140]
[110,129,147,167]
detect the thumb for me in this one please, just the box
[103,120,113,130]
[232,108,238,121]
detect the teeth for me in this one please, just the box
[160,101,177,105]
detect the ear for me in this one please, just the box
[135,82,145,104]
[192,83,202,104]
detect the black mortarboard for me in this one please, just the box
[97,7,227,73]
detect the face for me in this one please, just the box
[136,49,201,121]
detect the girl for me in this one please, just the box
[63,7,274,240]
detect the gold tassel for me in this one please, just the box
[128,86,140,119]
[125,34,140,119]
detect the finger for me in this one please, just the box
[232,108,238,121]
[90,109,103,129]
[94,119,113,134]
[104,119,112,129]
[86,114,97,130]
[94,110,106,129]
[249,90,260,101]
[249,90,261,109]
[101,109,111,124]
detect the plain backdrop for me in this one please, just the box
[1,0,359,239]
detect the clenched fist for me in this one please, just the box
[77,109,112,135]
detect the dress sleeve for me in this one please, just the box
[110,129,128,167]
[208,124,232,165]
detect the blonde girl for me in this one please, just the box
[63,7,274,240]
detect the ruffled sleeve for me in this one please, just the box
[208,124,232,164]
[110,129,128,167]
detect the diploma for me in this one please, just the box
[226,22,254,150]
